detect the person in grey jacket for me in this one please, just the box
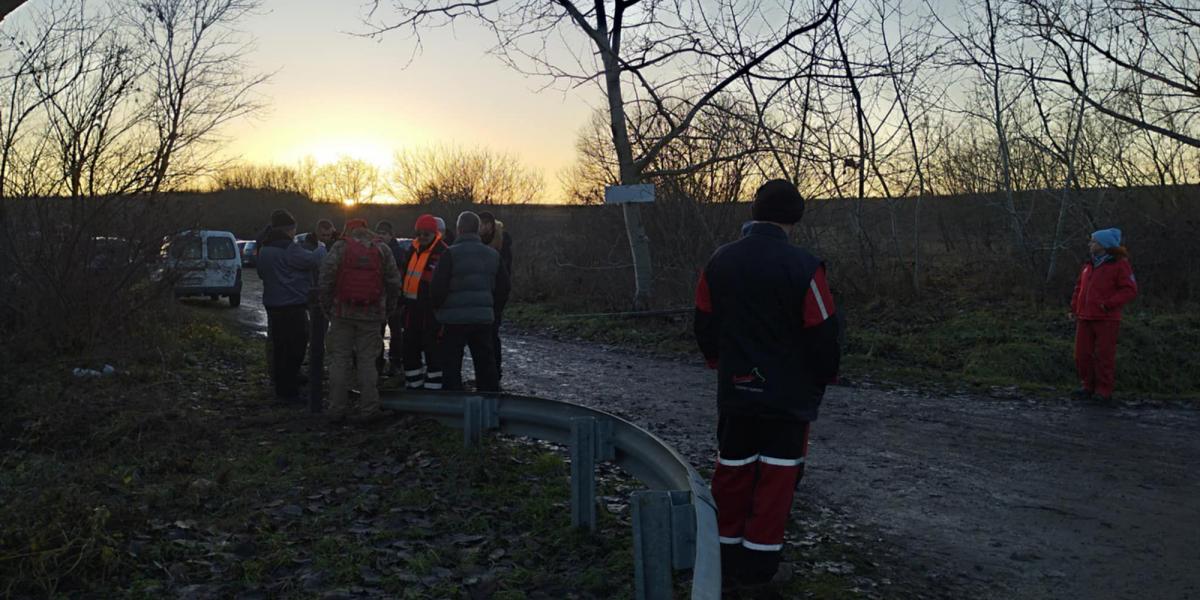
[431,211,510,392]
[257,209,321,403]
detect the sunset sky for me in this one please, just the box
[221,0,598,200]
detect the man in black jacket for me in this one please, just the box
[694,179,841,588]
[399,214,449,389]
[375,220,406,375]
[431,211,511,392]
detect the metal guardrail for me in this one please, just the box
[380,390,720,600]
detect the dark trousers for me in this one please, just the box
[711,413,810,585]
[402,311,442,389]
[267,305,309,399]
[308,306,328,412]
[492,309,504,382]
[440,323,499,392]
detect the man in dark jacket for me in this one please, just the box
[400,214,450,389]
[301,220,334,412]
[376,220,406,375]
[694,180,841,588]
[478,211,513,382]
[431,211,510,392]
[257,209,322,404]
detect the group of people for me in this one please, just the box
[255,208,513,422]
[256,181,1137,591]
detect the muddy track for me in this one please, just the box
[213,276,1200,600]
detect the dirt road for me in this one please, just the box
[213,275,1200,600]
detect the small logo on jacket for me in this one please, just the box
[733,368,766,392]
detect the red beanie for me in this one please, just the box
[414,214,438,233]
[344,218,368,232]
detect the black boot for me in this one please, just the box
[721,543,746,590]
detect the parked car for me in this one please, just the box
[163,230,242,307]
[87,237,133,272]
[238,239,258,267]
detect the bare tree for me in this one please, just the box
[368,0,839,307]
[932,0,1038,269]
[0,1,80,202]
[559,111,619,205]
[877,0,947,292]
[130,0,268,196]
[1018,0,1200,149]
[317,155,379,204]
[390,144,545,204]
[31,6,145,198]
[215,162,308,194]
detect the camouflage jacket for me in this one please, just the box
[318,228,403,321]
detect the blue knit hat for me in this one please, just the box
[1091,228,1122,249]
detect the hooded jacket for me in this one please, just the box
[1071,251,1138,321]
[257,228,321,309]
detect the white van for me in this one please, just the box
[165,230,243,307]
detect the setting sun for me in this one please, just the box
[302,138,394,171]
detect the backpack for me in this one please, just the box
[335,238,383,306]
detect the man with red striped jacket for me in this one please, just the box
[694,179,842,588]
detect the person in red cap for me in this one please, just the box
[399,214,450,389]
[318,218,403,421]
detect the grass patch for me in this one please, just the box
[507,300,1200,400]
[0,309,644,598]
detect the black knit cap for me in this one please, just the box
[751,179,805,224]
[270,209,296,228]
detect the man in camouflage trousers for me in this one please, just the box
[318,218,403,421]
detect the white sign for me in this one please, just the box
[604,183,656,204]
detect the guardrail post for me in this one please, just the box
[464,396,483,448]
[669,490,696,570]
[632,491,674,600]
[570,417,597,530]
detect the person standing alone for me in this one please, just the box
[694,180,841,588]
[1071,227,1138,405]
[319,219,403,421]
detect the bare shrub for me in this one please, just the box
[0,195,195,362]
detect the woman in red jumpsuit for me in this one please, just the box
[1070,228,1138,404]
